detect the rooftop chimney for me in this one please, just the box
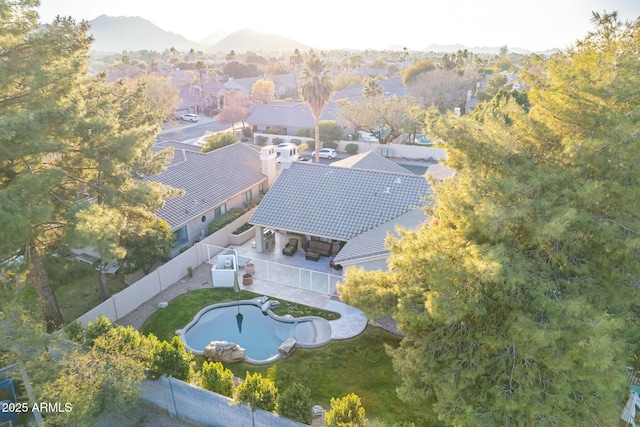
[260,145,277,188]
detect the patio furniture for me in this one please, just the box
[305,251,320,262]
[307,240,332,257]
[282,238,298,256]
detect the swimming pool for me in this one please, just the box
[179,298,333,364]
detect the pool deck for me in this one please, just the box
[117,261,368,340]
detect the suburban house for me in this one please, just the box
[331,76,410,102]
[223,73,298,98]
[149,142,278,254]
[245,77,410,136]
[249,151,432,271]
[164,69,226,117]
[246,101,341,135]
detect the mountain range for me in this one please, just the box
[88,15,308,53]
[87,15,558,55]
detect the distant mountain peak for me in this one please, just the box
[208,29,310,53]
[88,15,203,53]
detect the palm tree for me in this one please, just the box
[289,48,302,93]
[362,76,383,100]
[195,60,206,112]
[299,51,333,163]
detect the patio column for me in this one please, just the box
[255,225,265,253]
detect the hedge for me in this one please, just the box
[322,141,338,149]
[345,143,359,155]
[206,208,247,235]
[201,133,237,153]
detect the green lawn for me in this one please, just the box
[141,288,441,426]
[44,256,128,323]
[141,288,340,342]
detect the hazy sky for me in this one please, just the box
[38,0,640,51]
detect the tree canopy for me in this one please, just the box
[337,96,417,144]
[0,1,176,329]
[339,11,640,426]
[300,50,334,163]
[251,78,276,104]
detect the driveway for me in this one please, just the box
[157,117,233,144]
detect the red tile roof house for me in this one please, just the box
[150,142,278,255]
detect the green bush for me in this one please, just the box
[234,371,278,412]
[241,137,249,142]
[64,321,85,344]
[345,143,359,155]
[325,393,366,427]
[201,361,235,398]
[267,126,286,135]
[207,208,246,235]
[148,336,195,381]
[318,121,344,143]
[201,133,237,153]
[242,127,252,137]
[295,128,311,137]
[255,135,268,146]
[232,223,254,235]
[290,138,301,145]
[276,382,313,424]
[323,141,338,149]
[85,315,113,346]
[272,137,284,145]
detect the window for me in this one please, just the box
[259,183,264,195]
[214,204,227,218]
[243,190,253,203]
[201,215,206,223]
[174,226,188,247]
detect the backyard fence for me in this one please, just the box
[141,376,308,427]
[253,133,447,161]
[249,258,341,296]
[76,211,254,326]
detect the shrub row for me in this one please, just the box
[206,208,247,235]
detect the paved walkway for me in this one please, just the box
[117,262,368,340]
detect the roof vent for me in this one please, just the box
[394,177,402,184]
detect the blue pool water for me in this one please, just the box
[183,304,306,361]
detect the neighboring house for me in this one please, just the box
[425,163,456,182]
[332,150,413,174]
[162,69,225,117]
[332,77,410,102]
[249,151,432,271]
[223,73,298,98]
[150,142,278,254]
[246,101,341,135]
[246,77,411,136]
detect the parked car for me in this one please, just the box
[312,148,337,159]
[180,113,199,122]
[274,142,297,154]
[359,131,378,142]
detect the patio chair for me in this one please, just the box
[282,238,298,256]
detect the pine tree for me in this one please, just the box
[340,12,640,426]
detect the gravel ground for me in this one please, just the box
[116,263,212,330]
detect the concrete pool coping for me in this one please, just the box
[177,296,334,365]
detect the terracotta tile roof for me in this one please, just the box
[249,162,431,241]
[148,142,266,229]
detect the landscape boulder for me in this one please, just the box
[278,338,297,356]
[204,341,246,362]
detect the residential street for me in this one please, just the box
[157,116,231,144]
